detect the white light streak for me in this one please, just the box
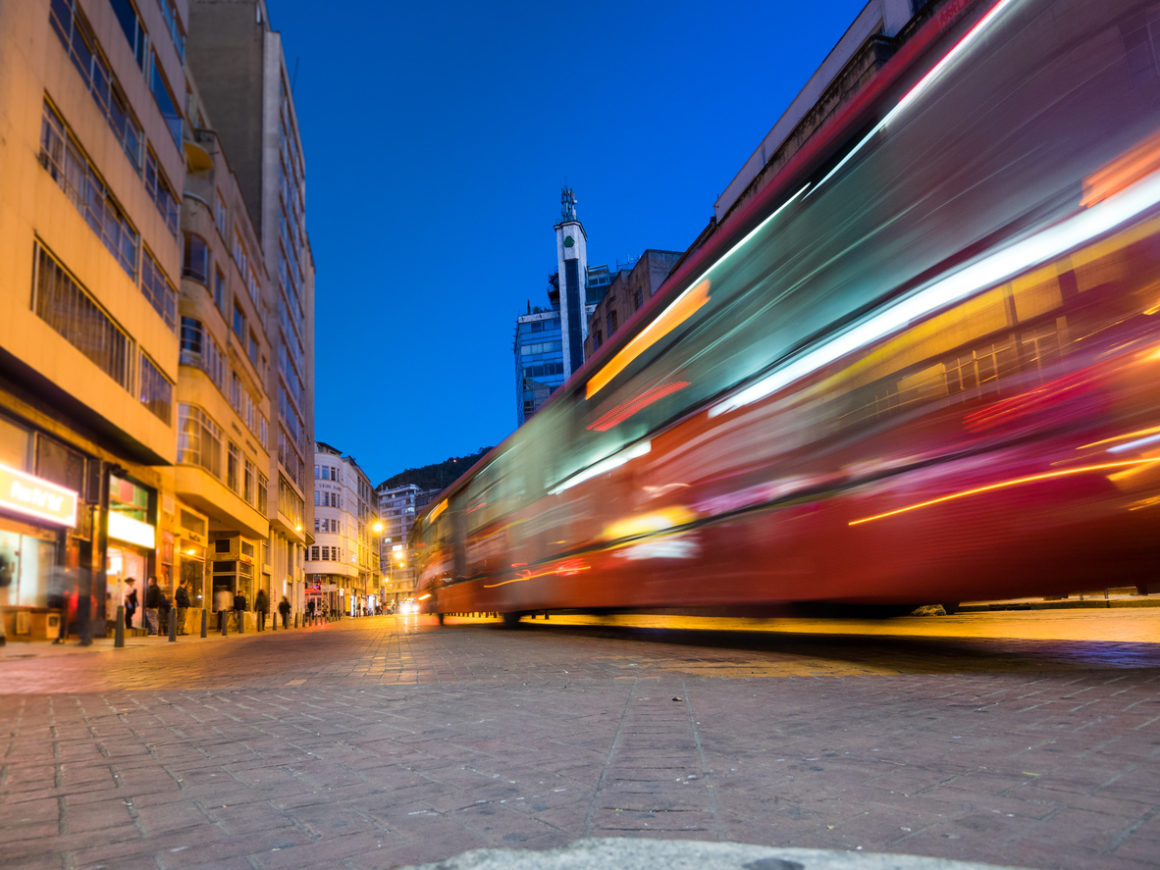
[548,441,652,496]
[1108,433,1160,454]
[710,169,1160,418]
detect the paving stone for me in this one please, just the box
[2,613,1160,868]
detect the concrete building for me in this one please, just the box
[0,0,315,642]
[186,0,315,619]
[583,250,682,358]
[307,443,379,616]
[174,75,273,624]
[0,0,189,641]
[374,482,434,606]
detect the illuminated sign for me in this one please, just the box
[108,511,156,549]
[0,464,78,527]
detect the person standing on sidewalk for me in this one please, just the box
[255,588,269,632]
[123,577,139,631]
[174,578,191,635]
[143,576,163,635]
[213,585,231,632]
[232,589,247,632]
[278,595,290,628]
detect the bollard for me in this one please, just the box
[168,610,176,642]
[294,612,298,628]
[238,612,244,634]
[200,608,207,638]
[221,610,227,636]
[114,604,125,648]
[272,611,276,631]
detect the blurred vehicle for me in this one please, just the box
[414,0,1160,624]
[397,599,420,616]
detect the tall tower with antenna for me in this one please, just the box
[555,186,588,377]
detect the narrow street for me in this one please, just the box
[2,610,1159,868]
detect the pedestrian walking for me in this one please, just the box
[255,588,269,631]
[278,595,290,628]
[213,585,231,632]
[233,590,247,632]
[144,576,163,635]
[123,577,139,630]
[174,578,191,635]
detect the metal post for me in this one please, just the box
[168,609,176,642]
[200,608,207,638]
[114,604,124,648]
[220,610,227,636]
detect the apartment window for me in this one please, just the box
[232,227,248,274]
[183,233,208,283]
[277,474,302,527]
[227,442,240,493]
[109,0,146,70]
[310,546,320,561]
[177,404,222,478]
[633,289,643,310]
[248,330,259,366]
[40,102,138,280]
[139,353,173,422]
[156,0,185,60]
[49,0,143,168]
[148,49,181,146]
[141,250,177,329]
[33,244,132,391]
[214,190,227,237]
[257,472,268,514]
[233,303,245,341]
[144,151,179,237]
[179,317,226,392]
[213,267,226,311]
[606,310,618,334]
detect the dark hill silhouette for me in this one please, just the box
[379,447,492,492]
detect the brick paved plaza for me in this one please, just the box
[1,612,1159,869]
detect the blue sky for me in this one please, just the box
[271,0,868,483]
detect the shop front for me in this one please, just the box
[105,474,157,633]
[0,463,79,642]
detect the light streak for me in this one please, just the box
[711,168,1160,418]
[587,381,691,431]
[548,441,651,496]
[585,184,809,400]
[586,282,709,399]
[428,498,448,523]
[483,559,591,589]
[848,458,1160,526]
[1080,425,1160,451]
[808,0,1017,199]
[1108,433,1160,454]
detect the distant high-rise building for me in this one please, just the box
[514,189,609,426]
[374,483,435,604]
[186,0,316,613]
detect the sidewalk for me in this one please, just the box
[0,613,354,657]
